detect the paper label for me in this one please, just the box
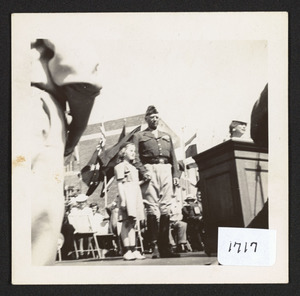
[218,227,276,266]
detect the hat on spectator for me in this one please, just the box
[229,120,247,133]
[75,194,88,203]
[89,202,98,208]
[185,194,196,201]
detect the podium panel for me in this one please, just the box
[193,139,268,253]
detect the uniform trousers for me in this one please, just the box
[141,163,173,251]
[141,163,173,217]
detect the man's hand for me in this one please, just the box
[143,171,152,181]
[120,200,126,208]
[173,177,180,187]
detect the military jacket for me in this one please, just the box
[132,128,180,178]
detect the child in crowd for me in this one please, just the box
[114,142,145,260]
[89,203,109,235]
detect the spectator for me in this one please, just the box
[60,211,75,260]
[89,203,109,235]
[169,197,189,253]
[69,194,93,258]
[70,194,93,215]
[182,194,205,252]
[106,199,122,255]
[229,120,247,138]
[89,203,116,256]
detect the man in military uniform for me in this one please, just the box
[132,105,180,258]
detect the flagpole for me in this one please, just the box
[104,174,108,208]
[181,127,188,199]
[74,146,83,192]
[183,130,198,197]
[102,176,115,193]
[195,128,200,185]
[100,121,107,207]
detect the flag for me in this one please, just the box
[98,125,141,197]
[118,120,126,142]
[99,125,141,167]
[81,145,103,196]
[185,132,198,158]
[82,124,141,196]
[185,133,197,147]
[185,144,197,158]
[80,123,106,196]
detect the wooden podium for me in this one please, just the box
[193,139,268,253]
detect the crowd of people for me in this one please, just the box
[59,93,268,262]
[60,192,206,261]
[60,105,207,261]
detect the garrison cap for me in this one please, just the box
[145,105,159,116]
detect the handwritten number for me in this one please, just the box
[234,242,241,253]
[228,241,232,252]
[250,242,258,252]
[228,241,258,253]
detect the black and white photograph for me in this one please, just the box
[12,12,288,284]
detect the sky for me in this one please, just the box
[89,39,267,153]
[22,13,268,154]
